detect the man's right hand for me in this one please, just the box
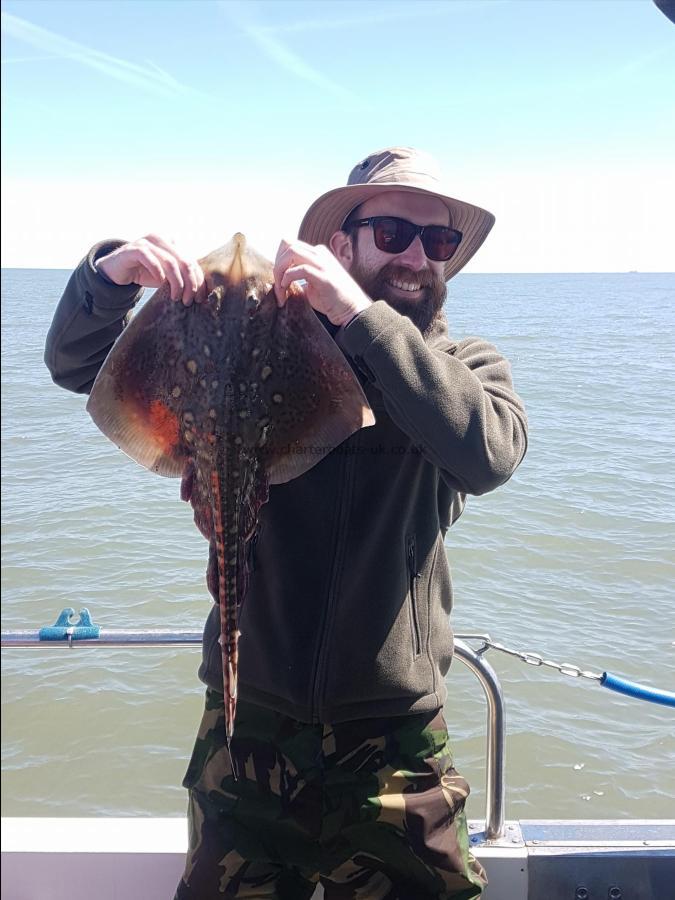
[96,234,206,306]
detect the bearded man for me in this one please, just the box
[45,147,528,900]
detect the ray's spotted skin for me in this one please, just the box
[86,234,374,756]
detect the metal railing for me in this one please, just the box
[453,638,505,840]
[1,620,507,840]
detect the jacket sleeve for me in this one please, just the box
[337,301,528,496]
[44,240,144,394]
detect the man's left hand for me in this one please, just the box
[273,239,372,328]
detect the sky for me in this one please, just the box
[1,0,674,272]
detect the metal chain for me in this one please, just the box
[461,634,603,682]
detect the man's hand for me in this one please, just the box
[273,239,372,328]
[96,234,205,306]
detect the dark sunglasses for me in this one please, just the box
[345,216,463,262]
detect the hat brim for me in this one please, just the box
[298,183,495,282]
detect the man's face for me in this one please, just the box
[340,190,449,335]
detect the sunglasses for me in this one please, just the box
[345,216,463,262]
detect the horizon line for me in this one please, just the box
[2,266,674,276]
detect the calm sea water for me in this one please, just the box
[2,268,674,822]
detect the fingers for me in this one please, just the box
[112,235,198,305]
[279,264,320,302]
[273,236,372,326]
[140,235,203,305]
[273,239,325,304]
[141,233,181,257]
[125,245,165,285]
[194,271,209,304]
[171,256,204,306]
[97,233,203,305]
[273,239,294,304]
[155,248,184,302]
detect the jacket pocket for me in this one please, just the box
[407,534,422,658]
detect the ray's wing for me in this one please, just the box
[86,246,375,487]
[86,285,189,477]
[261,291,375,485]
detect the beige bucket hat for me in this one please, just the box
[298,147,495,282]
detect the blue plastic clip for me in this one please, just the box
[38,608,101,642]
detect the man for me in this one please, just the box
[45,148,528,899]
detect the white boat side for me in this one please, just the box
[2,816,674,900]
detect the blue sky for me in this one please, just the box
[2,0,674,270]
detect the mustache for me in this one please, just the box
[379,263,437,289]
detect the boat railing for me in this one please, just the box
[453,637,505,840]
[1,622,506,839]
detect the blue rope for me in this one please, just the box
[39,608,101,641]
[601,672,675,708]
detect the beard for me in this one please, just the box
[349,257,447,337]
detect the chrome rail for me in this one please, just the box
[1,629,204,648]
[452,638,506,840]
[1,625,507,839]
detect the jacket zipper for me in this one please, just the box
[407,535,422,658]
[310,446,357,721]
[246,527,259,573]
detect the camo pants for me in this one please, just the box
[174,689,487,899]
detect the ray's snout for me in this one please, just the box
[200,233,274,290]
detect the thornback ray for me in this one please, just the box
[86,233,375,748]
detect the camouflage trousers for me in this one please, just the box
[174,689,487,900]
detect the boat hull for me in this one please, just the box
[3,817,673,900]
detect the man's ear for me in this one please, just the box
[329,230,354,271]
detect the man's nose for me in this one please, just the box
[395,235,427,270]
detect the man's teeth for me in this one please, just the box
[389,279,421,292]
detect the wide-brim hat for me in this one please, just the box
[298,147,495,282]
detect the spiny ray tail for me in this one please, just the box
[209,458,242,781]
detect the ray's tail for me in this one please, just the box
[209,465,242,780]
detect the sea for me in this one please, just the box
[1,268,674,822]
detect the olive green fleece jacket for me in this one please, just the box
[45,240,528,723]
